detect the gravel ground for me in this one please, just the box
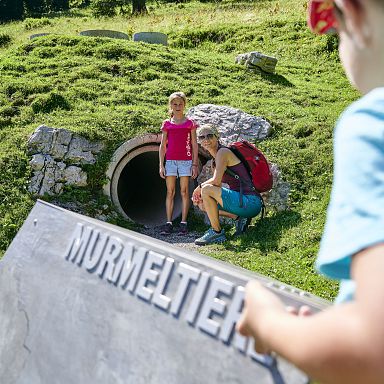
[138,226,202,252]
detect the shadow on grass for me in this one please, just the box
[224,209,301,253]
[257,70,294,87]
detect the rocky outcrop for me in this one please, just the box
[27,125,104,196]
[187,104,271,143]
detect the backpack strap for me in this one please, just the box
[225,165,265,219]
[225,147,265,218]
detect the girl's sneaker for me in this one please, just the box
[160,223,173,235]
[178,222,188,235]
[195,228,226,246]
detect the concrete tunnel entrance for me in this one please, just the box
[104,134,202,227]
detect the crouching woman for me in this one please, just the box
[192,124,262,245]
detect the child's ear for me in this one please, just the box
[341,0,372,48]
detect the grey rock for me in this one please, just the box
[63,166,87,186]
[187,104,272,142]
[29,154,45,171]
[235,52,278,74]
[262,164,291,212]
[54,183,64,194]
[28,125,55,154]
[27,125,104,196]
[28,173,44,194]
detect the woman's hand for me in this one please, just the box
[192,185,202,206]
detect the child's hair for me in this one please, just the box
[168,92,187,116]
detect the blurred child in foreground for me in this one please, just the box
[237,1,384,383]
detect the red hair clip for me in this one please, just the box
[307,0,338,34]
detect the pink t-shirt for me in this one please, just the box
[161,118,197,160]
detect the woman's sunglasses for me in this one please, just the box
[307,0,341,35]
[198,133,215,141]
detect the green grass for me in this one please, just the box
[0,0,360,301]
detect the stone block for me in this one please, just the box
[133,32,168,46]
[236,52,278,74]
[29,33,51,40]
[79,30,129,40]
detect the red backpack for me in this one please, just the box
[226,140,273,194]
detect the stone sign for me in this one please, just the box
[133,32,168,46]
[79,30,129,40]
[0,201,328,383]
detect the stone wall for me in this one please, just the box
[27,125,104,196]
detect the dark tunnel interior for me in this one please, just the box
[117,151,197,226]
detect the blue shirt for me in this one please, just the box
[316,88,384,303]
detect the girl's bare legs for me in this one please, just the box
[165,176,176,222]
[179,176,190,222]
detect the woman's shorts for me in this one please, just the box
[218,187,262,218]
[165,160,192,177]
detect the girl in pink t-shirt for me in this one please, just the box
[159,92,198,235]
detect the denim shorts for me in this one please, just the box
[165,160,192,177]
[218,187,262,218]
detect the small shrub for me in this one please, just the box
[314,34,339,55]
[94,43,137,60]
[0,106,19,118]
[143,69,160,81]
[23,17,52,31]
[0,117,12,128]
[31,92,70,113]
[91,0,128,17]
[206,86,222,97]
[0,34,12,48]
[170,26,234,49]
[324,34,339,53]
[70,0,90,8]
[4,82,51,98]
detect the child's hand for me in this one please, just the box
[159,166,165,179]
[192,164,198,179]
[286,305,312,317]
[236,280,286,355]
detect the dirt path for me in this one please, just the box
[138,226,202,252]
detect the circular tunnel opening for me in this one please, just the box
[105,135,200,227]
[117,150,187,226]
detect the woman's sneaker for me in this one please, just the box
[195,228,226,246]
[160,223,173,235]
[235,217,252,235]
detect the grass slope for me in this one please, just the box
[0,0,360,300]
